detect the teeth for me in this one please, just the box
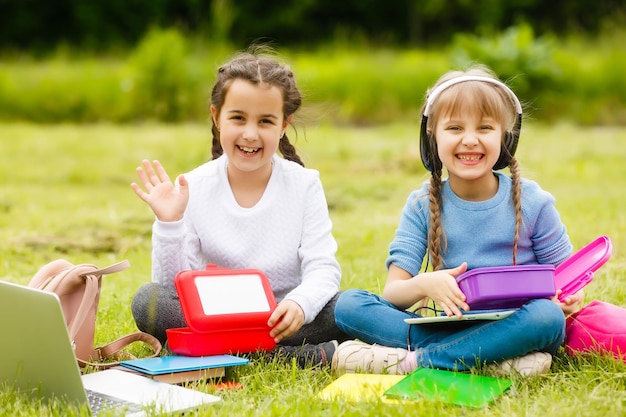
[458,155,482,161]
[239,146,258,154]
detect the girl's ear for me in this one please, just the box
[281,114,294,136]
[210,105,219,129]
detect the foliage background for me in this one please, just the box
[1,0,623,50]
[1,24,625,126]
[0,1,625,126]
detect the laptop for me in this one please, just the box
[404,309,518,324]
[0,280,221,416]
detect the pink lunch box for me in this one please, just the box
[456,235,612,310]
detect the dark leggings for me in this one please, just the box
[131,282,350,346]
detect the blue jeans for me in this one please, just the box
[334,289,566,371]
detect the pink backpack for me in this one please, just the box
[28,259,162,369]
[565,300,626,363]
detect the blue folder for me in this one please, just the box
[120,354,249,375]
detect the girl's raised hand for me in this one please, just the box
[131,159,189,222]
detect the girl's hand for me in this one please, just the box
[131,160,189,222]
[267,300,305,343]
[553,288,585,316]
[420,263,470,318]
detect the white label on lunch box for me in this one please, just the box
[195,274,271,315]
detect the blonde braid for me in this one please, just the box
[428,169,445,271]
[411,170,445,314]
[508,156,522,265]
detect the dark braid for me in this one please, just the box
[209,49,305,166]
[279,135,304,166]
[210,124,222,160]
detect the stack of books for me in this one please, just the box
[114,354,249,385]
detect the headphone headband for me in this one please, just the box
[423,75,523,117]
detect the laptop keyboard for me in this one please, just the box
[86,389,144,416]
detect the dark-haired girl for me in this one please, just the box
[131,50,348,366]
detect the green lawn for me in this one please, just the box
[1,121,625,416]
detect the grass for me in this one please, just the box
[1,121,626,416]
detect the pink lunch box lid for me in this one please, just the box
[554,235,612,302]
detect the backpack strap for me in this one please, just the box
[78,260,131,277]
[78,332,163,370]
[66,273,99,344]
[28,259,75,289]
[67,261,131,345]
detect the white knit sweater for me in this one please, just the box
[150,154,341,324]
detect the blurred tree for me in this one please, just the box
[210,0,235,42]
[0,0,624,51]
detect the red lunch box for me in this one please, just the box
[166,264,277,356]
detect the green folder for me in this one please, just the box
[384,368,512,408]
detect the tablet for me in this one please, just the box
[404,309,518,325]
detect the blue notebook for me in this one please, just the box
[120,354,249,375]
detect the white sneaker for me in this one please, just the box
[489,352,552,377]
[332,340,409,375]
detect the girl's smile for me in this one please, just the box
[237,145,261,155]
[456,152,484,163]
[435,113,503,200]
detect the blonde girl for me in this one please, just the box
[332,66,584,376]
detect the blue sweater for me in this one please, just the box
[387,172,572,276]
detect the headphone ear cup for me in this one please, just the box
[420,130,442,172]
[420,115,443,172]
[420,116,434,172]
[427,133,442,172]
[493,131,519,170]
[494,114,522,170]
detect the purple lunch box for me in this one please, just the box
[456,264,556,310]
[456,235,612,310]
